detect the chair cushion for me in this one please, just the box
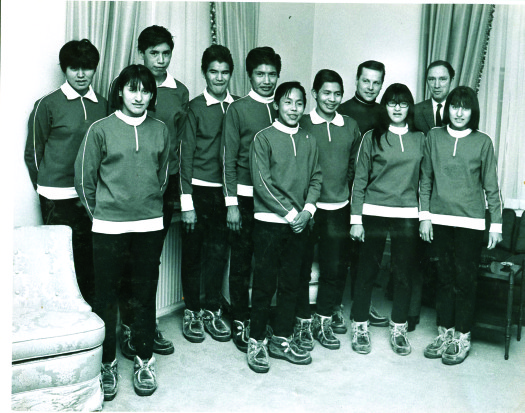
[12,308,105,362]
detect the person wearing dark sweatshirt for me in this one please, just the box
[296,69,361,351]
[247,82,322,373]
[24,39,107,307]
[350,84,425,357]
[221,47,280,352]
[420,86,502,366]
[75,65,169,399]
[179,45,238,344]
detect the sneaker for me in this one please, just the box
[202,308,231,342]
[232,319,250,353]
[269,335,312,365]
[120,323,136,360]
[389,321,411,356]
[133,356,157,397]
[101,359,118,401]
[424,326,455,359]
[351,321,371,354]
[182,309,205,343]
[247,338,270,373]
[442,331,471,365]
[312,313,340,350]
[293,317,314,351]
[331,305,347,334]
[153,323,174,355]
[369,305,389,327]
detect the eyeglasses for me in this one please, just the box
[386,101,409,108]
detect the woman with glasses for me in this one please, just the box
[349,83,425,356]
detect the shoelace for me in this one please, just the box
[135,360,155,383]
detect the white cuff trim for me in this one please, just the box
[350,215,363,225]
[225,196,238,207]
[180,194,194,211]
[489,223,503,233]
[303,203,317,217]
[285,208,299,223]
[419,211,431,221]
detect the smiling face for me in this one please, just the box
[313,82,343,121]
[356,68,383,102]
[205,61,231,101]
[273,87,305,128]
[249,64,279,97]
[65,67,95,95]
[427,65,452,103]
[386,101,409,127]
[139,42,172,83]
[119,81,153,117]
[448,104,472,130]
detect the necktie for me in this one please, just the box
[435,103,442,127]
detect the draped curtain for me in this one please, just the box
[417,4,494,102]
[215,2,260,97]
[66,1,211,100]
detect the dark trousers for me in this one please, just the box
[352,216,419,323]
[250,221,308,340]
[181,186,228,312]
[433,224,484,333]
[93,230,164,363]
[228,195,255,322]
[299,205,351,317]
[39,195,95,307]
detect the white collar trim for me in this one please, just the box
[61,82,98,102]
[159,72,177,89]
[447,125,472,138]
[203,88,234,106]
[273,120,299,135]
[389,124,409,135]
[249,89,274,104]
[115,109,147,126]
[309,109,344,126]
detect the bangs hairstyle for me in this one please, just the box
[110,65,157,112]
[59,39,100,72]
[138,25,174,53]
[372,83,415,151]
[201,44,234,74]
[246,46,282,77]
[274,81,307,106]
[312,69,344,94]
[443,86,480,131]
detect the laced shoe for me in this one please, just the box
[331,304,348,334]
[182,309,205,343]
[120,323,136,360]
[133,356,157,397]
[312,313,341,350]
[442,331,471,365]
[232,319,250,352]
[247,338,270,373]
[153,323,174,355]
[269,335,312,365]
[101,359,118,401]
[202,308,231,342]
[389,321,411,356]
[293,317,315,351]
[351,321,371,354]
[369,305,389,327]
[424,326,455,359]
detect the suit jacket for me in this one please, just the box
[414,99,435,134]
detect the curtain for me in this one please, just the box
[478,5,525,210]
[66,1,211,99]
[417,4,494,102]
[215,2,260,97]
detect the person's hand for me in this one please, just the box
[350,224,365,242]
[227,205,242,232]
[290,211,311,233]
[182,210,197,233]
[419,220,433,243]
[487,231,503,250]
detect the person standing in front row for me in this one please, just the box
[338,60,389,328]
[222,47,281,352]
[247,82,322,373]
[75,65,169,399]
[179,45,238,343]
[295,69,361,352]
[420,86,502,365]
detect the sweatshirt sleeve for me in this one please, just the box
[418,132,434,220]
[350,131,373,224]
[179,107,197,210]
[158,124,170,196]
[347,123,362,197]
[221,104,240,204]
[250,131,297,220]
[24,98,51,190]
[480,135,503,231]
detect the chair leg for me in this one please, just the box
[518,264,524,342]
[505,271,514,360]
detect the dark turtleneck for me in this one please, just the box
[338,93,383,135]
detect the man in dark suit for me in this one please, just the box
[414,61,455,134]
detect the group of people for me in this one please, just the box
[24,24,503,401]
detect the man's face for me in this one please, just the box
[273,87,305,128]
[65,67,95,95]
[313,82,343,118]
[205,61,231,100]
[355,68,383,102]
[139,42,172,80]
[427,65,452,103]
[249,64,279,97]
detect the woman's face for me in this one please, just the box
[449,104,472,130]
[65,67,95,95]
[119,81,152,117]
[386,100,409,127]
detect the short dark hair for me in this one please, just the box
[442,86,480,131]
[246,47,282,77]
[425,60,455,80]
[59,39,100,73]
[356,60,385,82]
[138,25,174,53]
[274,81,307,107]
[312,69,344,94]
[111,64,157,112]
[201,44,234,74]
